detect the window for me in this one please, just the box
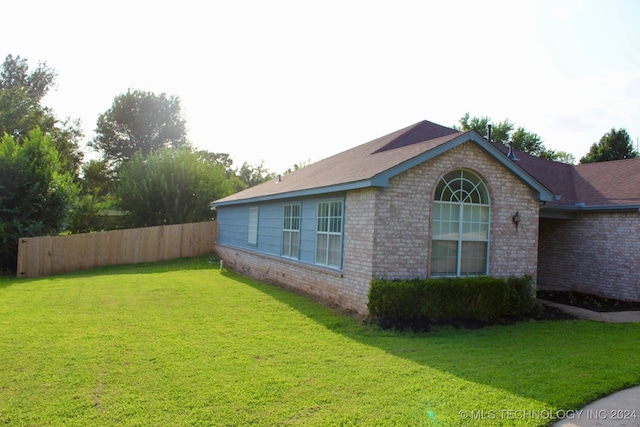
[248,206,258,245]
[316,201,343,268]
[431,170,490,276]
[282,204,301,258]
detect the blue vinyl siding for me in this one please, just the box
[299,201,318,264]
[216,195,345,270]
[256,205,281,255]
[217,205,250,248]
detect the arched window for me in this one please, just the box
[431,169,490,276]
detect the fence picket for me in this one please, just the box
[15,221,217,278]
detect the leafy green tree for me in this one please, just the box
[90,89,188,166]
[579,128,637,163]
[67,195,103,234]
[550,150,576,165]
[80,159,115,198]
[66,159,119,234]
[47,117,85,175]
[454,113,574,163]
[0,129,78,271]
[196,151,234,170]
[284,158,312,174]
[454,113,514,144]
[0,54,84,175]
[193,151,273,191]
[235,161,275,188]
[0,54,56,99]
[115,148,237,227]
[0,81,50,141]
[511,127,543,155]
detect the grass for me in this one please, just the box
[0,257,639,426]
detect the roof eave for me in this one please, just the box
[583,204,640,212]
[210,179,377,207]
[541,203,640,213]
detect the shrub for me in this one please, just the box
[368,275,540,330]
[507,275,539,315]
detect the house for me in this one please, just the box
[211,120,640,314]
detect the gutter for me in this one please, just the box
[210,179,374,207]
[541,203,640,213]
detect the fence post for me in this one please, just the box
[16,238,27,278]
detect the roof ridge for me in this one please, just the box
[575,156,640,169]
[372,120,459,154]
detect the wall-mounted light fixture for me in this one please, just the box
[512,211,521,231]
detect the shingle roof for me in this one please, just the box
[493,143,640,209]
[491,143,579,205]
[212,119,640,210]
[213,120,465,205]
[574,158,640,206]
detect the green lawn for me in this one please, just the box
[0,257,639,426]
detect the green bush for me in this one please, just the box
[368,275,540,329]
[507,275,540,315]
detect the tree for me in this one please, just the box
[115,148,238,228]
[0,129,78,271]
[194,151,273,191]
[0,54,83,175]
[235,161,275,188]
[511,127,544,155]
[67,158,128,234]
[579,128,637,163]
[80,159,115,199]
[550,151,576,165]
[90,89,188,166]
[454,113,573,163]
[454,113,513,144]
[284,158,312,174]
[196,151,234,170]
[0,54,56,100]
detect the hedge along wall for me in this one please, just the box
[367,276,539,324]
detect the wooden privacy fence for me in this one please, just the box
[16,221,218,278]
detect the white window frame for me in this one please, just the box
[282,203,301,259]
[315,200,343,269]
[248,206,259,246]
[431,170,490,276]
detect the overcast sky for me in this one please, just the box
[4,0,640,173]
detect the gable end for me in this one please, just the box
[371,131,555,202]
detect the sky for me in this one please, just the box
[4,0,640,173]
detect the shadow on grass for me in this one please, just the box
[223,269,640,411]
[0,277,20,290]
[6,256,639,414]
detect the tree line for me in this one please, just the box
[1,54,637,272]
[453,112,637,164]
[0,55,274,271]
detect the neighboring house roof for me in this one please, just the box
[212,120,554,207]
[492,143,640,211]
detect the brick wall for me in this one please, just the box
[215,189,378,315]
[538,212,640,301]
[214,243,357,307]
[371,142,539,280]
[215,141,542,314]
[341,188,378,312]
